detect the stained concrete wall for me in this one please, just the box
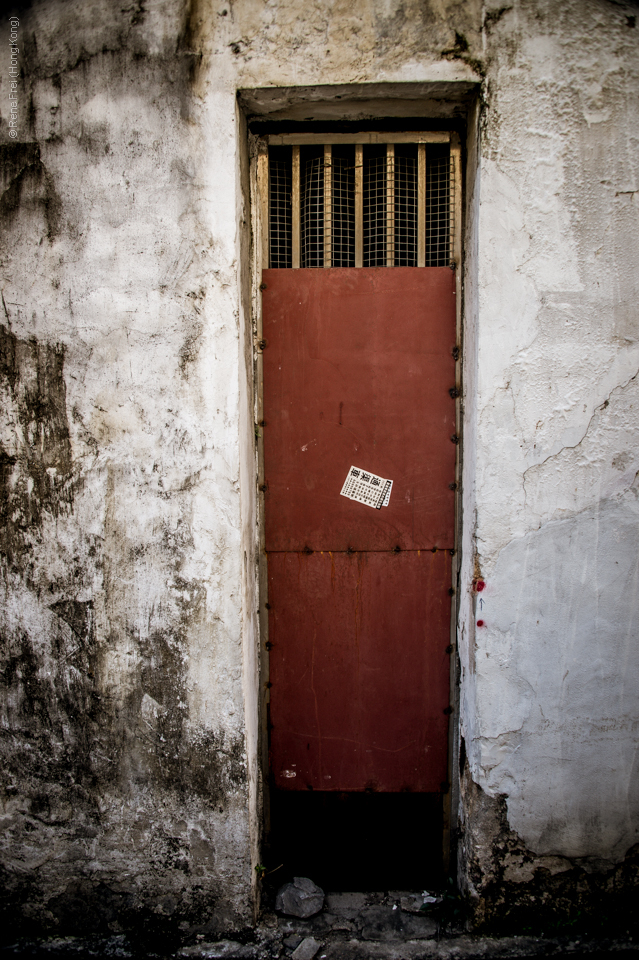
[0,0,257,937]
[0,0,637,937]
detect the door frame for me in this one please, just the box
[248,128,463,874]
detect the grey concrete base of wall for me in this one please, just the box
[458,765,639,936]
[0,867,252,947]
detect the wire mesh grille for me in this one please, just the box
[301,150,324,268]
[425,147,451,267]
[267,143,454,268]
[363,148,387,267]
[269,149,292,269]
[394,147,417,267]
[331,149,355,267]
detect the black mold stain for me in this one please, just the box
[131,0,147,27]
[1,628,51,732]
[96,471,246,806]
[50,599,93,641]
[178,0,206,94]
[483,6,512,32]
[77,121,111,159]
[1,514,246,937]
[441,31,486,78]
[0,325,73,566]
[0,324,103,844]
[178,321,203,380]
[0,141,40,206]
[128,573,246,803]
[451,30,469,52]
[46,879,133,934]
[0,870,231,946]
[5,0,36,17]
[0,594,104,932]
[0,142,62,240]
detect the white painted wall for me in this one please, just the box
[458,0,639,872]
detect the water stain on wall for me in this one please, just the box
[0,325,99,795]
[0,324,73,567]
[0,143,63,240]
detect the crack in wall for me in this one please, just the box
[523,364,639,481]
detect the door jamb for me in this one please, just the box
[445,130,463,873]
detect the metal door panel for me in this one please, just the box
[268,550,451,792]
[263,266,456,794]
[262,268,456,552]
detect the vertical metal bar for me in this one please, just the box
[292,145,300,269]
[417,143,426,268]
[258,146,269,269]
[355,144,363,268]
[386,144,395,267]
[323,145,332,268]
[450,133,462,270]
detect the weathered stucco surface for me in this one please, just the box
[0,0,638,936]
[0,0,254,936]
[457,0,639,925]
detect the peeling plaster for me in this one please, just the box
[458,0,639,924]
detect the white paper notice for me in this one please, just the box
[340,465,393,510]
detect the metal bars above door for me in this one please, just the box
[265,134,458,269]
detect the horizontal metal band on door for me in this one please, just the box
[266,138,455,270]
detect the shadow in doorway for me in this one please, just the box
[266,790,444,893]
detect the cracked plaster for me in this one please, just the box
[459,0,639,889]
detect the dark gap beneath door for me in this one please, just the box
[266,790,443,893]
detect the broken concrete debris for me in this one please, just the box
[173,889,635,959]
[359,905,438,942]
[290,937,322,960]
[283,936,304,951]
[324,892,367,919]
[399,892,441,913]
[178,941,260,959]
[275,878,325,918]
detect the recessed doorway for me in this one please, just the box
[254,131,462,890]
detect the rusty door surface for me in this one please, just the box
[262,266,456,793]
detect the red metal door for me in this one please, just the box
[263,266,456,793]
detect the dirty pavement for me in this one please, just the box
[3,887,638,960]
